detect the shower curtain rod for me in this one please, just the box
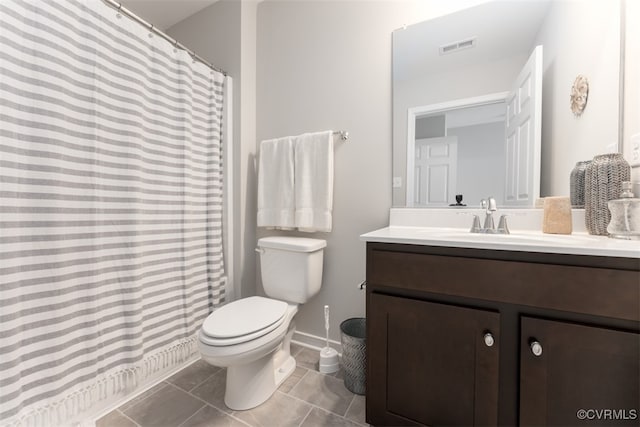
[101,0,228,76]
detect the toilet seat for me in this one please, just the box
[201,296,288,346]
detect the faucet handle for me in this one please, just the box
[481,199,487,209]
[470,215,482,233]
[497,215,510,234]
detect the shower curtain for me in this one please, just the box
[0,0,227,425]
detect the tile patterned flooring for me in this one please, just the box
[96,344,367,427]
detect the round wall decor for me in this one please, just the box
[570,74,589,116]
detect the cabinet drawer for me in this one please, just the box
[367,245,639,322]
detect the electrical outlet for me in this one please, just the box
[392,177,402,188]
[631,133,640,167]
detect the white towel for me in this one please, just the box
[294,131,334,232]
[257,137,295,229]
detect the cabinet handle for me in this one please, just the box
[483,332,495,347]
[530,340,543,357]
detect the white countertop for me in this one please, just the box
[360,226,640,259]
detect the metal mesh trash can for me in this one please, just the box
[340,318,366,395]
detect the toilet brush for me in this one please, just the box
[319,305,340,374]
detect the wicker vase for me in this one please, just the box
[570,160,591,208]
[584,153,631,235]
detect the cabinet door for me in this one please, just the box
[520,317,640,426]
[367,293,500,426]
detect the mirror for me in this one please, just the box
[393,0,623,207]
[408,98,508,207]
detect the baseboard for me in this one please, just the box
[292,330,342,354]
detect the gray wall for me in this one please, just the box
[535,0,621,196]
[168,0,259,300]
[256,1,410,340]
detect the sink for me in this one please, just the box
[414,228,600,246]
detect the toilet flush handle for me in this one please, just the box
[255,247,265,254]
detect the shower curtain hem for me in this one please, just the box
[5,336,200,427]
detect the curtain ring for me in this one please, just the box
[148,24,154,38]
[116,3,122,18]
[173,39,179,52]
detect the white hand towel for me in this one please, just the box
[257,137,295,228]
[294,131,334,232]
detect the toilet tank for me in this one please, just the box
[257,237,326,304]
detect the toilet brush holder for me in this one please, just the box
[319,305,339,374]
[319,347,339,374]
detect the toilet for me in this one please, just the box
[198,236,326,410]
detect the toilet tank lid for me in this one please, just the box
[258,237,326,252]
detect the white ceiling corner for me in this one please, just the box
[119,0,219,31]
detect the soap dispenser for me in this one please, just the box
[606,181,640,239]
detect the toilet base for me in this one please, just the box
[224,325,296,410]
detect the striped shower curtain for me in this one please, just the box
[0,0,227,425]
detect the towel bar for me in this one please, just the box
[333,130,349,141]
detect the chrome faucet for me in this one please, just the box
[470,197,509,234]
[483,197,497,231]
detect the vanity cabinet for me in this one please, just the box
[365,242,640,426]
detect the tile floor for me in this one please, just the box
[96,344,367,427]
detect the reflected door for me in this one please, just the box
[414,136,458,206]
[504,45,542,206]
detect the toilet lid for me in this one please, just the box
[202,296,288,340]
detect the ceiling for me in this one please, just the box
[119,0,219,30]
[393,0,551,82]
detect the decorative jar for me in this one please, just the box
[584,153,630,235]
[569,160,590,208]
[607,182,640,239]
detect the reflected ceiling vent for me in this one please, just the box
[439,37,477,55]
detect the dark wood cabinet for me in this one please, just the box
[520,317,640,426]
[368,293,500,426]
[365,242,640,426]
